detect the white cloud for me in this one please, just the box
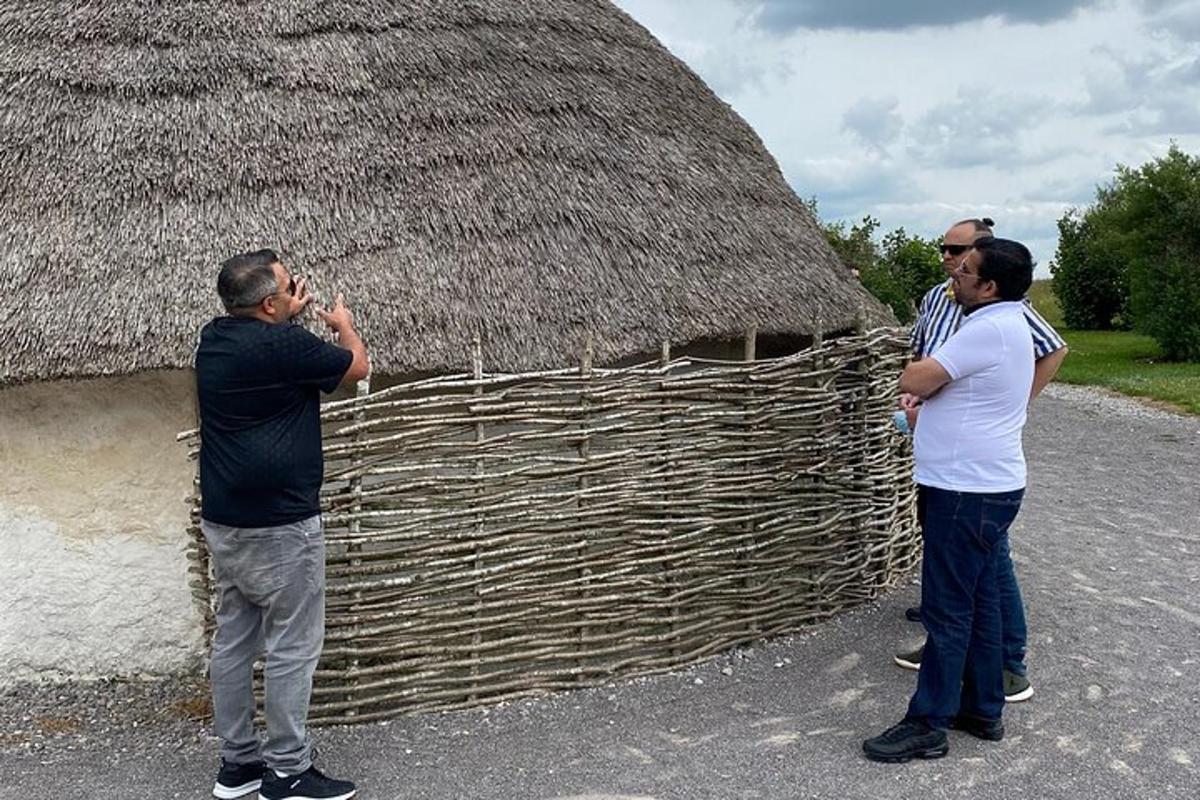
[782,154,923,219]
[613,0,1200,278]
[842,96,904,153]
[905,90,1063,169]
[1143,0,1200,38]
[1079,43,1200,136]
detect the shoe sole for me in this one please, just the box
[258,791,355,800]
[892,655,921,671]
[864,743,949,763]
[1005,685,1034,702]
[213,779,262,799]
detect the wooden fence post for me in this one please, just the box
[345,371,370,718]
[575,333,594,681]
[658,340,681,658]
[470,334,485,701]
[741,324,760,636]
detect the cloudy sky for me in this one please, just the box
[613,0,1200,274]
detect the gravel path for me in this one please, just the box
[2,384,1198,800]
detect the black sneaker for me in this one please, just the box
[863,719,949,763]
[1004,670,1034,702]
[893,643,924,671]
[950,713,1005,741]
[260,765,356,800]
[212,759,265,799]
[904,606,922,622]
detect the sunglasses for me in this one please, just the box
[939,243,971,256]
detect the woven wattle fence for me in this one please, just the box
[181,328,919,724]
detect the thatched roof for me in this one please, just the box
[0,0,890,384]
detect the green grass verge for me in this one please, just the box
[1029,280,1200,414]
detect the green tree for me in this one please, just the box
[881,227,944,306]
[1050,209,1129,330]
[1109,146,1200,360]
[1053,144,1200,359]
[1133,255,1200,361]
[816,212,881,274]
[803,199,942,324]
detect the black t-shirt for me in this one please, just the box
[196,317,353,527]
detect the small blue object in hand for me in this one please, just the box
[892,409,911,436]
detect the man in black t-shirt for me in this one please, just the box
[195,249,367,800]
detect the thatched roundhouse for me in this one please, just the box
[0,0,907,697]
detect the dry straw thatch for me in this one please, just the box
[0,0,887,383]
[181,330,918,723]
[5,2,916,720]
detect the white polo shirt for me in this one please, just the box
[913,301,1035,493]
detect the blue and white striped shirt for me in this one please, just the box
[909,279,1066,359]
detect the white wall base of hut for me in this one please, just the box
[0,372,202,685]
[0,508,203,683]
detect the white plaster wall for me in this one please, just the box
[0,371,203,684]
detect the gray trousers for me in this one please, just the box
[201,514,325,775]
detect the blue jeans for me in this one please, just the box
[916,486,1028,675]
[907,486,1025,729]
[995,533,1028,676]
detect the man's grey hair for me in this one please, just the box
[217,249,280,313]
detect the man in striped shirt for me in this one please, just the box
[895,218,1068,703]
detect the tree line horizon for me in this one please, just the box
[806,143,1200,363]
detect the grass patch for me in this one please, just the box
[1029,280,1200,414]
[1053,330,1200,414]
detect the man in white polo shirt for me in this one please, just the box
[864,237,1036,763]
[894,218,1066,705]
[892,215,1070,705]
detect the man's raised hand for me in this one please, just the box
[316,293,354,334]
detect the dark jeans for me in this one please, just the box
[907,485,1024,729]
[916,485,1028,675]
[995,533,1028,676]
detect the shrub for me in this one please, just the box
[803,199,941,325]
[1050,144,1200,360]
[1108,146,1200,359]
[1129,254,1200,361]
[859,259,915,323]
[1050,210,1129,330]
[881,228,943,310]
